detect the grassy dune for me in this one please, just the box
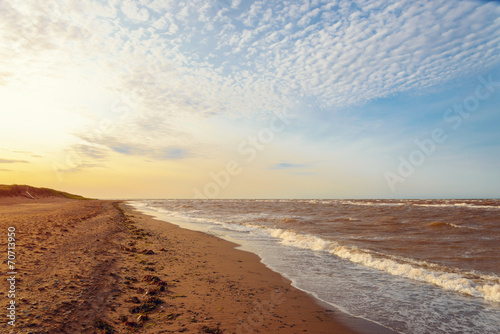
[0,184,91,200]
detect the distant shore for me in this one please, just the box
[0,197,365,333]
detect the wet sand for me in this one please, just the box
[0,198,369,333]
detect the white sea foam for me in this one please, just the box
[339,200,407,207]
[261,227,500,302]
[413,203,500,210]
[334,200,500,210]
[269,229,331,251]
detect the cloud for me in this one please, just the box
[0,150,42,159]
[161,148,188,160]
[71,144,109,160]
[109,143,189,160]
[2,0,499,176]
[109,144,132,155]
[0,159,29,164]
[4,0,499,117]
[231,0,242,10]
[77,124,191,161]
[0,71,13,86]
[269,163,309,170]
[121,0,149,22]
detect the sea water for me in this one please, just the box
[129,199,500,334]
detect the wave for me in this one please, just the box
[329,217,361,222]
[427,221,462,228]
[279,217,303,224]
[260,227,500,303]
[334,200,500,210]
[339,200,406,207]
[413,203,500,210]
[426,221,482,230]
[130,200,500,303]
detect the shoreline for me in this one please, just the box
[124,202,398,334]
[120,202,364,333]
[0,198,389,333]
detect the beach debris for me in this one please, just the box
[143,249,155,255]
[120,245,136,252]
[125,296,141,304]
[170,294,187,299]
[139,303,157,313]
[143,274,160,283]
[129,306,141,314]
[124,320,140,328]
[129,297,164,314]
[166,313,181,320]
[136,313,149,323]
[201,324,224,334]
[94,318,114,334]
[159,248,167,251]
[143,275,167,288]
[146,296,163,305]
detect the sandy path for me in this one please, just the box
[0,199,126,333]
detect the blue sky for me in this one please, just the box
[0,0,499,198]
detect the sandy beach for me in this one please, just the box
[0,197,368,333]
[3,1,500,332]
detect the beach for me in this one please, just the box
[0,198,366,333]
[130,199,500,334]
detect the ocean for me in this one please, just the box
[129,199,500,334]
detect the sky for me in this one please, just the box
[1,0,500,199]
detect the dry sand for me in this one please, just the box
[0,198,371,333]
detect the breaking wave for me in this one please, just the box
[261,227,500,302]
